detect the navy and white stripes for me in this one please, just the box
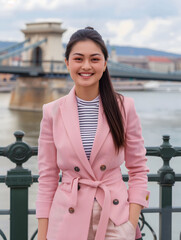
[76,95,99,160]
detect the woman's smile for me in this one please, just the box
[78,72,94,79]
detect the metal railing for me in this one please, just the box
[0,131,181,240]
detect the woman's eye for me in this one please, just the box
[74,58,82,61]
[92,58,99,62]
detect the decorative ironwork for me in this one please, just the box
[0,131,37,169]
[0,229,7,240]
[30,229,38,240]
[139,212,157,239]
[6,131,36,167]
[0,131,181,240]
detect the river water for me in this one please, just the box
[0,88,181,239]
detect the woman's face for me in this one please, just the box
[65,40,107,92]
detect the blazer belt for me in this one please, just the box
[62,172,123,240]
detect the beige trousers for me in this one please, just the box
[87,200,136,240]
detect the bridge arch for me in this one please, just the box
[32,46,42,66]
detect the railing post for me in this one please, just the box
[5,131,33,240]
[158,135,175,240]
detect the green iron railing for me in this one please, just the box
[0,131,181,240]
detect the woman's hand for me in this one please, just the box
[129,203,142,229]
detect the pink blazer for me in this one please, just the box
[36,86,150,240]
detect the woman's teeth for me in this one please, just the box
[79,73,93,76]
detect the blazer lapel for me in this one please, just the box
[60,86,96,179]
[89,99,110,165]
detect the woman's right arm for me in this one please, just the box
[36,104,60,238]
[38,218,48,240]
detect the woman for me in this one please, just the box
[36,27,150,240]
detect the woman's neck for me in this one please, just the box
[75,85,99,101]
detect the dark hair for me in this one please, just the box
[65,27,125,151]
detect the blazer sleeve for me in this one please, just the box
[124,98,150,208]
[36,104,60,218]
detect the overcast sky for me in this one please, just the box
[0,0,181,54]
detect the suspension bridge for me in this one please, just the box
[0,21,181,110]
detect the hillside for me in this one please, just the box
[0,41,18,51]
[106,45,181,58]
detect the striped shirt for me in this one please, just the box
[76,95,99,160]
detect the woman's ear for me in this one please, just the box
[103,61,107,72]
[65,58,69,71]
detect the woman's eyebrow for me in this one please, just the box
[72,53,102,56]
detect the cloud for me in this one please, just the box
[132,18,171,42]
[0,0,179,19]
[0,0,181,53]
[104,17,181,53]
[106,20,135,41]
[61,26,78,44]
[0,0,85,12]
[34,18,63,23]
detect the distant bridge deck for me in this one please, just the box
[0,61,181,81]
[0,65,68,77]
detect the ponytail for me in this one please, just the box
[99,68,125,152]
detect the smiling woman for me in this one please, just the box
[36,27,149,240]
[65,40,107,100]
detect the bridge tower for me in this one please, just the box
[21,22,66,71]
[9,22,69,111]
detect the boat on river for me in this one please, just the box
[112,80,160,91]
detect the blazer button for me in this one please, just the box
[100,165,106,171]
[74,166,80,172]
[113,199,119,205]
[69,207,75,214]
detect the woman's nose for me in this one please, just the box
[82,60,91,70]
